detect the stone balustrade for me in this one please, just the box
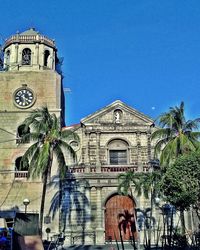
[4,34,55,48]
[15,164,149,179]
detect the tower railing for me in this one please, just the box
[4,34,55,48]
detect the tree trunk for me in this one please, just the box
[119,226,125,250]
[39,168,48,235]
[39,151,53,236]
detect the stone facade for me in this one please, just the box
[0,29,63,234]
[1,28,193,246]
[0,28,158,242]
[62,100,156,244]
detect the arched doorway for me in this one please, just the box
[105,194,137,242]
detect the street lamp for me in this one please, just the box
[23,198,30,214]
[155,196,161,206]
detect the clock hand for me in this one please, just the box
[23,96,30,101]
[20,94,29,105]
[21,94,25,99]
[23,96,32,105]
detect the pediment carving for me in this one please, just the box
[81,100,153,127]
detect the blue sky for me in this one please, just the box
[1,0,200,125]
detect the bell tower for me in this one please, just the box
[3,28,56,71]
[0,28,64,219]
[0,28,64,115]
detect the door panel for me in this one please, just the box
[105,195,137,241]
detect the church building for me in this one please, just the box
[0,28,185,246]
[62,99,155,244]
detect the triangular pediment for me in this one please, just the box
[81,100,154,126]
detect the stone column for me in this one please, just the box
[85,132,89,164]
[85,186,91,229]
[96,187,104,244]
[84,132,90,173]
[15,44,19,64]
[81,186,95,244]
[52,51,55,70]
[40,44,45,67]
[96,132,101,172]
[136,132,142,171]
[147,132,152,162]
[35,43,39,65]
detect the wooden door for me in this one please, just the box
[105,195,137,242]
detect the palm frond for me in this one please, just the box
[58,140,77,161]
[151,128,173,140]
[37,142,51,174]
[61,129,80,141]
[53,145,67,179]
[154,102,200,166]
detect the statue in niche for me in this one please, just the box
[114,110,122,123]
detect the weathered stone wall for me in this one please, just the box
[0,71,61,110]
[0,70,62,235]
[63,101,155,244]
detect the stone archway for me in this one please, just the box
[105,194,137,242]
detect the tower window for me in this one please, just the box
[15,156,29,171]
[22,48,31,65]
[17,124,30,143]
[44,50,50,67]
[6,50,10,66]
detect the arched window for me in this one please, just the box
[22,48,31,65]
[15,156,29,171]
[108,139,129,165]
[17,124,30,143]
[6,50,10,66]
[44,50,50,67]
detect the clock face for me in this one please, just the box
[14,88,35,108]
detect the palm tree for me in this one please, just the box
[118,209,137,250]
[151,101,200,167]
[20,107,79,233]
[118,169,162,248]
[118,171,141,196]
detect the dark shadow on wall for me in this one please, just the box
[49,171,90,244]
[13,213,42,250]
[65,245,103,250]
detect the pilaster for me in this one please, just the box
[95,187,104,244]
[84,132,90,166]
[15,44,19,63]
[136,132,142,171]
[96,131,101,172]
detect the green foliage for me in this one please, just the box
[118,170,162,199]
[151,102,200,167]
[20,106,79,233]
[21,106,79,179]
[161,151,200,211]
